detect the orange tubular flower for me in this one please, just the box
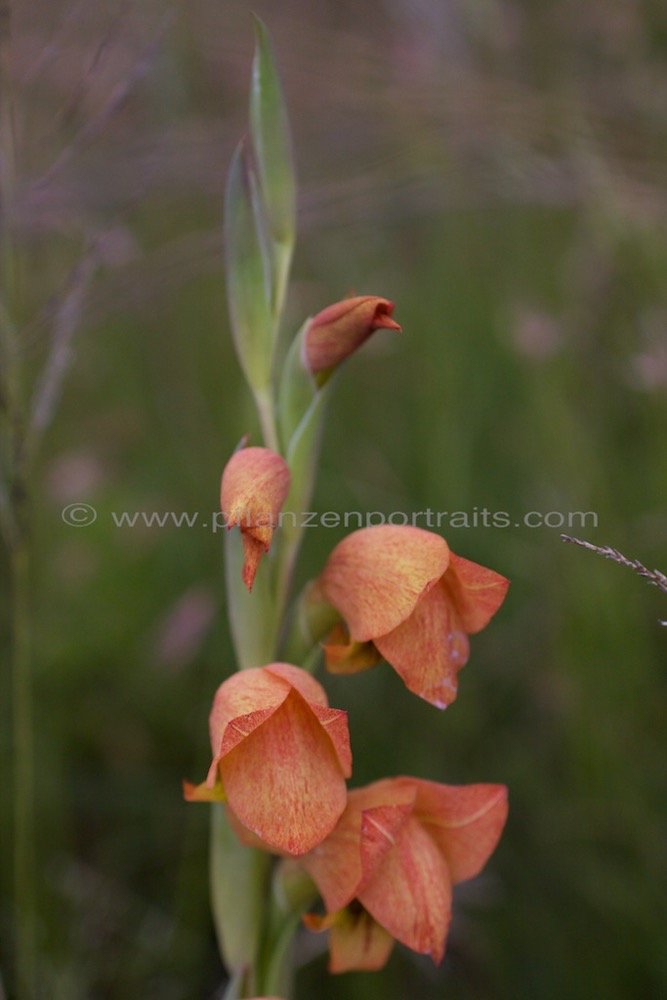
[220,446,290,591]
[318,524,509,708]
[302,296,401,379]
[184,663,352,856]
[301,778,508,973]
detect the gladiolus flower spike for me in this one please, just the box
[318,524,509,708]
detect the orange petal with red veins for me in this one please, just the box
[240,532,265,591]
[219,688,348,855]
[413,781,509,884]
[319,525,450,641]
[322,624,382,674]
[264,663,331,707]
[300,801,364,913]
[302,782,416,913]
[224,804,278,852]
[209,663,331,762]
[444,552,510,634]
[346,777,417,814]
[309,703,353,777]
[374,581,469,708]
[358,814,452,963]
[208,667,292,760]
[357,802,414,889]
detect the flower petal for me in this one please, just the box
[264,662,330,707]
[309,703,353,777]
[319,525,450,641]
[347,778,417,813]
[300,800,363,912]
[301,780,417,914]
[209,667,291,761]
[359,814,452,963]
[374,581,469,708]
[444,552,510,634]
[414,781,509,884]
[357,801,414,890]
[209,663,332,764]
[220,687,347,854]
[240,532,265,591]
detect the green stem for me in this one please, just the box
[256,912,301,998]
[253,861,319,998]
[273,385,330,637]
[271,241,292,333]
[254,384,280,453]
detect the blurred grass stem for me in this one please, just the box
[1,2,37,997]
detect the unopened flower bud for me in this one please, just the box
[303,296,401,380]
[220,446,290,591]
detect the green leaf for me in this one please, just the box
[210,804,271,975]
[250,16,296,249]
[224,137,273,391]
[277,318,317,450]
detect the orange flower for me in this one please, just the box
[220,446,290,590]
[184,663,352,855]
[301,778,508,972]
[303,296,401,379]
[318,525,509,708]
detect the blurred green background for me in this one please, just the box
[1,0,666,997]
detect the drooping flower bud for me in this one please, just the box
[220,446,290,591]
[302,296,401,380]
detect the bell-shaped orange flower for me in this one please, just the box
[301,778,508,972]
[302,296,401,379]
[317,525,509,708]
[184,663,352,855]
[220,446,290,591]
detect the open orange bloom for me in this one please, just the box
[220,446,290,591]
[318,525,509,708]
[303,296,401,380]
[184,663,352,855]
[301,778,508,972]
